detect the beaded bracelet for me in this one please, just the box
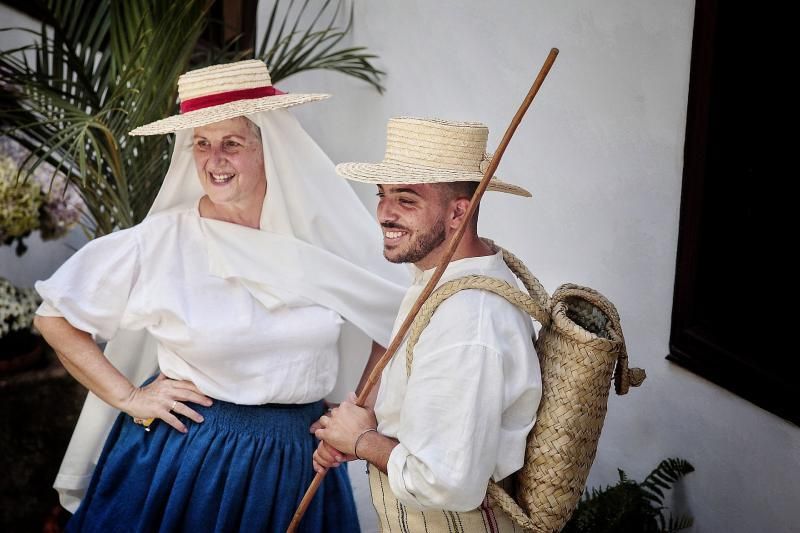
[354,427,378,460]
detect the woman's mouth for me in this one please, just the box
[209,172,235,185]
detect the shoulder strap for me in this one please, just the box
[404,243,645,393]
[405,243,550,377]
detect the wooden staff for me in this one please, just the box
[287,48,559,533]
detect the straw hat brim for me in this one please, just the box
[336,161,532,197]
[129,93,330,136]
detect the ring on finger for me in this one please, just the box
[170,400,178,411]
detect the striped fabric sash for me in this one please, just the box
[367,466,520,533]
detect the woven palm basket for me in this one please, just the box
[405,243,645,532]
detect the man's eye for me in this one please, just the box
[399,198,415,205]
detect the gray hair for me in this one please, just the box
[243,117,262,140]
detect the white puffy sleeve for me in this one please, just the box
[34,226,148,342]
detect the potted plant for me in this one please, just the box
[0,142,83,256]
[563,457,695,533]
[0,277,43,375]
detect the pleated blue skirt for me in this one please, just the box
[66,398,359,532]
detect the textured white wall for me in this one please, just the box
[261,1,800,532]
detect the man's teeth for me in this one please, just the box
[211,173,234,182]
[385,231,404,238]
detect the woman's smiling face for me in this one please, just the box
[192,117,266,209]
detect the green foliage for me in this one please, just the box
[563,458,695,533]
[257,0,385,92]
[1,0,209,237]
[1,1,384,238]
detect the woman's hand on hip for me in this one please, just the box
[121,373,213,433]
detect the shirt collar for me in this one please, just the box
[409,250,505,286]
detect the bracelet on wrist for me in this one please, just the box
[354,427,378,460]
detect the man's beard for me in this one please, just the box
[384,217,447,264]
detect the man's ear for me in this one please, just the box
[449,197,472,229]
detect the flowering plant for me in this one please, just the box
[0,277,41,339]
[0,277,43,375]
[0,141,82,256]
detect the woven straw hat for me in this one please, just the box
[336,117,531,197]
[129,60,329,136]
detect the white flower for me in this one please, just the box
[0,277,41,339]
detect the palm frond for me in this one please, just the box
[660,513,694,532]
[641,458,695,506]
[1,0,210,237]
[564,458,695,533]
[257,0,385,92]
[2,0,384,238]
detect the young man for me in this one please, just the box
[314,117,542,530]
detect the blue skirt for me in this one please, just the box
[67,398,359,532]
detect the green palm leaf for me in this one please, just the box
[257,0,385,92]
[1,0,384,239]
[564,458,695,533]
[1,0,210,237]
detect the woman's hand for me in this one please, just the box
[312,441,355,473]
[309,399,339,434]
[121,373,213,433]
[34,316,212,434]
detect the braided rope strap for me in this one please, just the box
[404,245,645,532]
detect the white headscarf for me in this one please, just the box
[54,109,407,511]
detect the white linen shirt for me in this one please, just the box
[375,251,542,511]
[35,209,345,405]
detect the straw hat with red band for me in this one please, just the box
[129,59,329,136]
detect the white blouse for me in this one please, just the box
[375,251,543,511]
[36,208,349,405]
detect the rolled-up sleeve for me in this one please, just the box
[35,227,143,342]
[386,342,505,511]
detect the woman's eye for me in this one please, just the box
[224,141,241,149]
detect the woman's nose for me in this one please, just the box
[209,146,227,165]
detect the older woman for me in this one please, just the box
[34,60,405,532]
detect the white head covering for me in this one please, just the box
[149,108,406,339]
[54,109,407,511]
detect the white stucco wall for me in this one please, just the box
[260,1,799,532]
[3,1,798,531]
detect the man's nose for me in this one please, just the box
[377,199,396,223]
